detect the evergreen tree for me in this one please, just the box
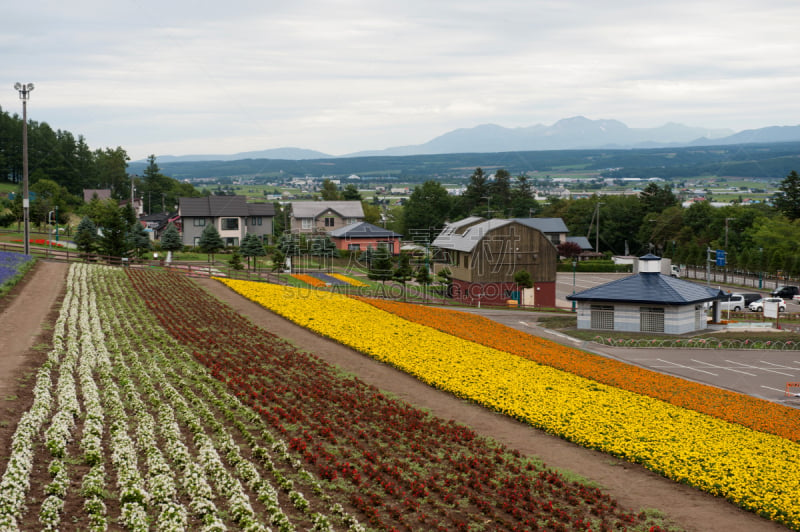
[342,183,362,200]
[509,175,539,217]
[127,222,151,258]
[229,250,244,270]
[393,252,414,299]
[436,267,452,300]
[490,169,512,216]
[198,224,224,262]
[415,264,433,301]
[773,170,800,220]
[368,246,394,283]
[98,201,132,258]
[160,223,183,263]
[240,233,266,270]
[74,216,98,255]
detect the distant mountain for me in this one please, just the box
[345,116,736,156]
[138,147,332,164]
[690,125,800,146]
[139,117,800,164]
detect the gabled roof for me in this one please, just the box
[566,236,593,250]
[432,219,514,253]
[512,217,569,233]
[179,196,274,217]
[567,272,725,305]
[329,221,401,238]
[291,201,364,219]
[246,202,276,216]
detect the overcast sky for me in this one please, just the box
[3,0,799,161]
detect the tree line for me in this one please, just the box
[0,107,201,228]
[395,168,800,278]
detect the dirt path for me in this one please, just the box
[195,277,788,532]
[0,264,787,531]
[0,261,66,398]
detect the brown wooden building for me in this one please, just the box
[432,217,557,307]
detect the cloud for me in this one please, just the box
[3,0,799,159]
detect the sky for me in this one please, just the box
[3,0,799,161]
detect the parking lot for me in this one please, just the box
[456,272,800,407]
[553,272,800,314]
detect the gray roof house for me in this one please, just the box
[290,201,365,234]
[329,221,402,254]
[512,218,569,246]
[567,254,725,335]
[178,196,275,247]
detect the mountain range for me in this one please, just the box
[147,116,800,163]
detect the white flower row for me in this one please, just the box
[0,265,84,528]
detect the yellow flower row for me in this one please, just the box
[329,273,368,287]
[218,279,800,529]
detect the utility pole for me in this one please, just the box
[14,83,34,255]
[724,217,735,283]
[595,202,604,253]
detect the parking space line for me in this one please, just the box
[760,360,800,371]
[725,360,794,377]
[761,385,789,394]
[655,359,718,376]
[691,359,757,376]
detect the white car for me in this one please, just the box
[748,297,786,312]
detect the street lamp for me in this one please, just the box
[571,258,577,312]
[14,82,34,255]
[481,196,492,219]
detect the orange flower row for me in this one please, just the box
[291,274,327,287]
[356,297,800,443]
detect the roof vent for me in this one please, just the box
[638,253,662,274]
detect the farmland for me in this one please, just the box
[0,264,679,531]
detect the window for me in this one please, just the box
[223,237,239,247]
[590,305,614,330]
[193,218,205,227]
[348,243,361,251]
[639,307,664,333]
[324,217,335,227]
[193,236,201,246]
[301,218,313,229]
[251,216,263,226]
[221,218,239,231]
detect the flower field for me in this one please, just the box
[0,264,664,531]
[219,279,800,530]
[0,251,34,289]
[128,269,660,531]
[355,297,800,442]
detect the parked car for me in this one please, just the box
[670,265,681,278]
[719,294,745,312]
[749,297,786,312]
[771,286,799,299]
[739,293,764,307]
